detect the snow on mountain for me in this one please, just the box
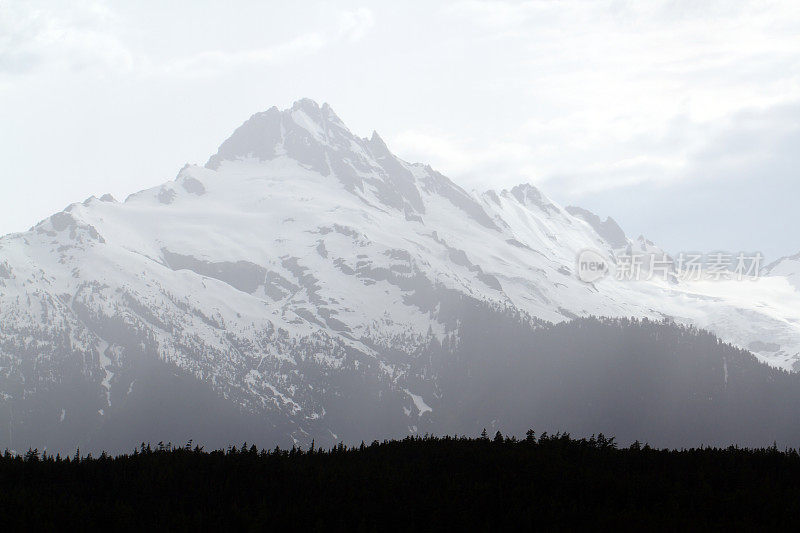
[766,252,800,290]
[2,98,800,451]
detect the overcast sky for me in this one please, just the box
[2,0,799,259]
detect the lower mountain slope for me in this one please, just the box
[4,316,799,453]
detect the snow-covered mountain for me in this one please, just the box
[766,252,800,291]
[2,98,800,452]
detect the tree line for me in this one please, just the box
[3,430,800,530]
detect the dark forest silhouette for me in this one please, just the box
[3,431,800,529]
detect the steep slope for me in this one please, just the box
[1,99,800,452]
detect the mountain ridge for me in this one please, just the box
[2,98,800,453]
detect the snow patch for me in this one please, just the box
[403,388,432,416]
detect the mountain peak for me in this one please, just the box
[565,206,628,248]
[291,97,321,112]
[367,130,391,157]
[202,100,433,215]
[205,99,349,171]
[508,183,559,214]
[290,98,346,130]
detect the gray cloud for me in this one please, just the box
[563,101,800,260]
